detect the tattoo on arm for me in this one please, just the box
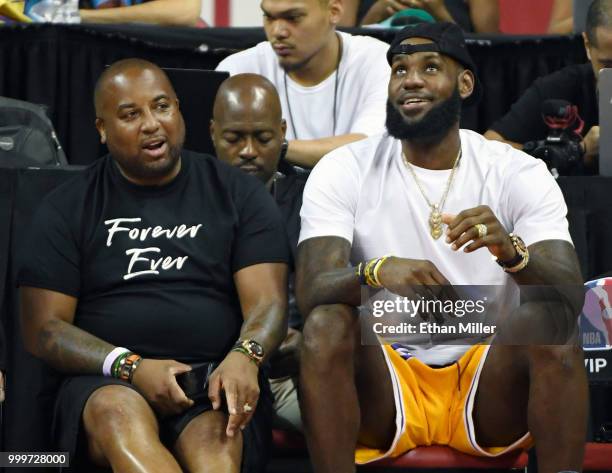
[38,319,114,374]
[512,240,582,285]
[296,237,360,317]
[511,239,584,316]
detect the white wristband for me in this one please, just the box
[102,347,130,377]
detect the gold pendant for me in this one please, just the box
[429,205,443,240]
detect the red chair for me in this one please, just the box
[372,445,528,470]
[583,442,612,471]
[272,430,529,470]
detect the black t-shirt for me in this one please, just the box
[273,172,307,330]
[17,151,289,363]
[273,173,306,270]
[491,63,598,144]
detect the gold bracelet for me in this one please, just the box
[365,257,383,288]
[372,255,390,287]
[364,258,376,287]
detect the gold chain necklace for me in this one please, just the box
[402,147,462,240]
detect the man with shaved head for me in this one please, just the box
[216,0,390,168]
[211,73,306,432]
[211,73,287,187]
[18,59,289,472]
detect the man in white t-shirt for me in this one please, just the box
[296,22,588,473]
[215,0,390,168]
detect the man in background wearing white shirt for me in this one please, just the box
[216,0,390,168]
[296,22,588,473]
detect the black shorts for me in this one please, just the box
[52,373,273,472]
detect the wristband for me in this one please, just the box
[102,347,130,377]
[372,255,390,287]
[232,346,260,366]
[119,353,143,382]
[356,262,367,286]
[112,352,131,379]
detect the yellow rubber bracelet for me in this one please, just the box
[373,255,390,287]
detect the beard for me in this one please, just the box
[111,130,185,184]
[385,87,462,144]
[279,49,320,73]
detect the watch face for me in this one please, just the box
[248,341,264,357]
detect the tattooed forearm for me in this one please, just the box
[512,240,583,285]
[511,239,585,318]
[296,237,360,317]
[37,319,114,374]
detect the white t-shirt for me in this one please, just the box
[299,130,573,364]
[215,32,390,140]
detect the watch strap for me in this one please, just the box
[231,339,264,366]
[497,234,529,273]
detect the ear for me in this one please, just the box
[95,118,106,144]
[175,98,181,109]
[280,119,287,140]
[209,119,216,143]
[458,69,475,101]
[583,32,592,61]
[329,0,343,25]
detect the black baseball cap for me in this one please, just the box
[386,22,482,106]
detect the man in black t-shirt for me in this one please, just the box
[211,73,305,433]
[18,59,289,473]
[486,0,612,168]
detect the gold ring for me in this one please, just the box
[474,223,488,239]
[243,402,253,413]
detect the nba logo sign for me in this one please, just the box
[581,278,612,350]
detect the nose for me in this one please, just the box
[271,19,289,40]
[141,108,160,133]
[239,137,257,160]
[402,68,426,89]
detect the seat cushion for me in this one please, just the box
[272,430,529,468]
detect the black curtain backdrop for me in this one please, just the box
[0,24,587,165]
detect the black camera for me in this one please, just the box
[523,100,586,177]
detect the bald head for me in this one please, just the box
[213,73,282,125]
[93,58,185,187]
[211,73,286,184]
[94,58,176,116]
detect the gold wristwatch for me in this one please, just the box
[496,233,529,273]
[231,339,264,366]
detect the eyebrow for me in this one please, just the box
[117,102,136,111]
[261,7,305,17]
[393,52,444,65]
[117,94,170,111]
[221,126,276,132]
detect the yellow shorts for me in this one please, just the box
[356,344,532,464]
